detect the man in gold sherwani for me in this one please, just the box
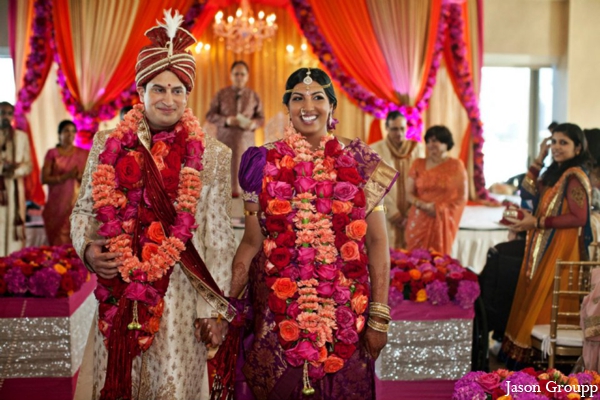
[71,11,235,400]
[0,102,32,257]
[371,111,419,249]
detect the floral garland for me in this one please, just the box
[445,3,492,202]
[453,367,600,400]
[91,104,205,351]
[389,248,479,309]
[261,127,370,382]
[13,0,54,132]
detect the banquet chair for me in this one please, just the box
[530,259,600,369]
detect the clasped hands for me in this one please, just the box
[510,209,537,232]
[194,318,228,348]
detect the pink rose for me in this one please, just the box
[121,130,138,148]
[299,264,315,280]
[335,306,356,328]
[297,247,316,264]
[120,204,138,221]
[126,188,143,205]
[98,220,122,238]
[132,269,148,282]
[316,264,337,280]
[335,154,357,168]
[336,327,359,344]
[98,137,122,166]
[175,212,198,230]
[187,139,205,157]
[103,305,118,324]
[267,181,293,200]
[315,198,332,214]
[124,282,160,306]
[96,206,117,223]
[284,341,319,367]
[94,284,111,302]
[316,281,335,297]
[334,182,359,201]
[286,301,301,319]
[294,161,314,177]
[294,177,317,194]
[264,162,280,177]
[333,285,351,304]
[171,225,193,242]
[152,131,176,144]
[279,265,300,280]
[477,372,501,393]
[308,364,325,380]
[315,181,333,198]
[350,207,366,221]
[274,141,295,157]
[184,154,203,170]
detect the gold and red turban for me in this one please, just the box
[135,10,197,92]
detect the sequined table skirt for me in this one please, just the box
[375,302,474,400]
[0,277,96,400]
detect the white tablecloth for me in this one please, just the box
[450,205,509,274]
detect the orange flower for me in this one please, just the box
[148,299,164,318]
[114,190,127,208]
[332,200,353,214]
[356,315,365,333]
[318,345,328,363]
[346,220,367,240]
[267,199,292,215]
[324,355,344,373]
[147,221,166,244]
[340,241,360,261]
[151,141,169,158]
[147,316,161,334]
[53,263,67,275]
[141,243,160,262]
[279,320,300,342]
[272,277,298,299]
[122,219,136,234]
[138,335,154,351]
[351,294,368,315]
[280,155,295,169]
[323,157,335,172]
[409,269,422,280]
[415,289,427,302]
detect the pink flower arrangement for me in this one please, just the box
[0,245,90,298]
[453,368,600,400]
[389,248,480,309]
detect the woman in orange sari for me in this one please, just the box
[503,123,593,363]
[405,126,468,254]
[41,120,88,245]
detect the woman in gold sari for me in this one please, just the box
[503,123,593,363]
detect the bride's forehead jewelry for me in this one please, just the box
[284,68,332,94]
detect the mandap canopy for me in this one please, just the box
[9,0,487,206]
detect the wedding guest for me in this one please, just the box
[41,120,89,245]
[370,111,418,249]
[405,125,468,254]
[0,101,32,256]
[206,61,265,197]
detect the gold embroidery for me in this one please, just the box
[570,185,585,208]
[522,173,538,196]
[364,160,398,214]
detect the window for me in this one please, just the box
[0,58,16,104]
[480,67,554,187]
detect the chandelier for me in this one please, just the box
[285,38,319,68]
[213,0,277,54]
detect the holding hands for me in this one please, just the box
[194,317,228,348]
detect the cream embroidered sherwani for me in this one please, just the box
[71,128,235,400]
[371,138,419,249]
[0,128,32,257]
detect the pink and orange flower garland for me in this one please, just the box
[260,126,370,381]
[91,104,205,351]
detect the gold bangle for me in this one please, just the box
[369,311,391,322]
[244,210,258,217]
[367,318,389,333]
[370,302,390,310]
[369,305,391,315]
[372,205,386,213]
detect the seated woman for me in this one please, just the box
[502,123,593,364]
[405,125,468,254]
[228,67,398,399]
[41,120,88,245]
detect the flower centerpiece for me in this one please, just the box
[0,245,90,298]
[453,368,600,400]
[389,248,480,309]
